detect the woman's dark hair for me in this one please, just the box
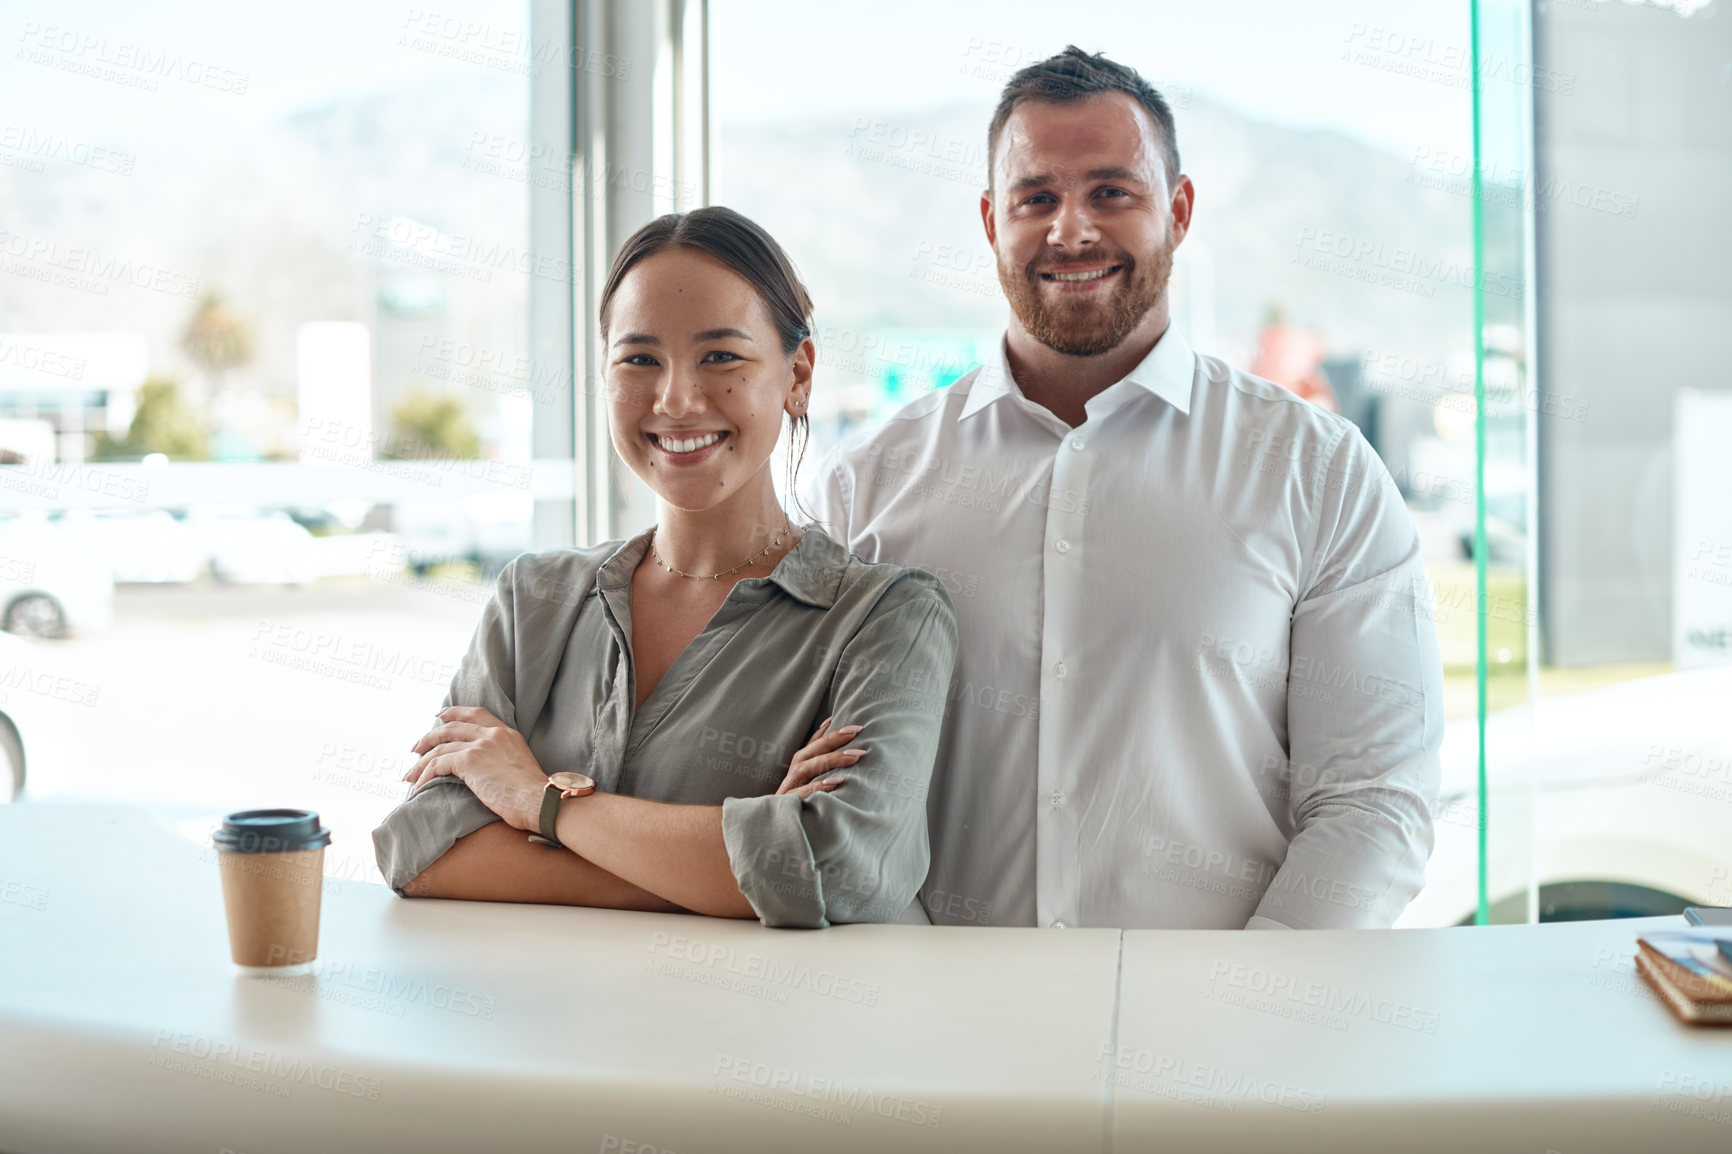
[599,206,815,512]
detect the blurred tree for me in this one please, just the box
[180,292,253,399]
[382,388,481,460]
[90,377,210,461]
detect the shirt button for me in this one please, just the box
[1049,790,1065,807]
[1069,439,1084,452]
[1051,920,1067,929]
[1053,661,1068,679]
[1054,539,1071,554]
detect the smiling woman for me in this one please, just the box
[601,208,819,516]
[371,207,960,928]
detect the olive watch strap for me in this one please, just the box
[528,780,564,848]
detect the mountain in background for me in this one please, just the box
[716,93,1493,376]
[0,71,529,407]
[1,74,1513,431]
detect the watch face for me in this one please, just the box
[548,771,596,797]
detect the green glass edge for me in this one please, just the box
[1470,0,1490,927]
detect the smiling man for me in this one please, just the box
[808,47,1445,930]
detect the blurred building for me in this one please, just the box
[1535,2,1732,665]
[0,333,147,464]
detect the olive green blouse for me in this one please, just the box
[370,525,958,928]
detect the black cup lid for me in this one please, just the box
[213,809,332,854]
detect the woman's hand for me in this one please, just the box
[406,705,549,832]
[775,716,865,799]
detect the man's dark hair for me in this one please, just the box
[986,46,1181,190]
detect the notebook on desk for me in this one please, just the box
[1684,906,1732,927]
[1636,930,1732,1025]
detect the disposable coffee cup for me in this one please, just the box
[214,809,332,978]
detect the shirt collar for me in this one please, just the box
[596,522,844,609]
[958,325,1196,422]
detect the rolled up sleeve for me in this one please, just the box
[721,573,959,928]
[371,557,524,895]
[1252,431,1444,930]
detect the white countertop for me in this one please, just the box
[2,804,1729,1153]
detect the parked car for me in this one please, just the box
[392,499,472,574]
[0,673,20,802]
[49,508,205,584]
[0,630,81,802]
[1400,664,1732,926]
[0,513,115,638]
[392,495,531,577]
[182,506,318,585]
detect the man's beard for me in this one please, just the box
[999,238,1173,358]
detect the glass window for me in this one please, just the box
[0,0,550,877]
[711,0,1497,922]
[1476,0,1732,923]
[10,0,1724,922]
[711,0,1732,927]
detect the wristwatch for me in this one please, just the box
[527,771,596,848]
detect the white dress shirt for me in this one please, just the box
[805,325,1444,930]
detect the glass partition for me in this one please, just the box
[1463,0,1543,925]
[0,0,553,877]
[1491,0,1732,923]
[710,0,1498,924]
[712,0,1731,929]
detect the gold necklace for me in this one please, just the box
[648,521,793,580]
